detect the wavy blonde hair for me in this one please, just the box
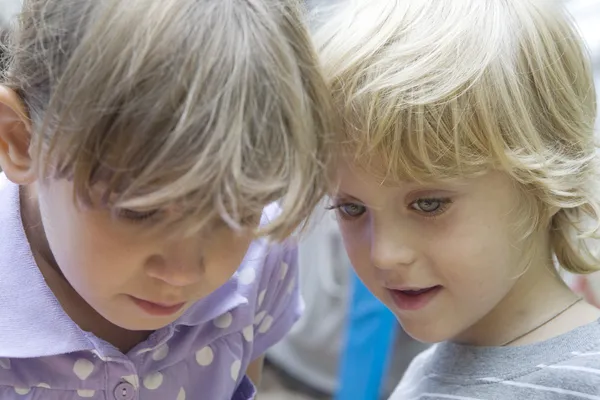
[314,0,600,273]
[3,0,334,240]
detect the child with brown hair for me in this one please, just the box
[0,0,333,398]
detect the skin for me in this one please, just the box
[332,160,600,346]
[0,86,263,381]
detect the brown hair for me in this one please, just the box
[3,0,334,239]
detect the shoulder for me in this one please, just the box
[393,321,600,399]
[245,202,300,315]
[390,345,437,398]
[242,236,301,358]
[471,344,600,400]
[238,203,302,359]
[527,344,600,389]
[237,201,299,306]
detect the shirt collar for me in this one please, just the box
[0,175,93,358]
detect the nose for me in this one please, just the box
[370,218,417,270]
[145,235,204,287]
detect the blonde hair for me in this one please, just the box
[3,0,334,240]
[314,0,600,274]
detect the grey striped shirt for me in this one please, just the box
[390,319,600,400]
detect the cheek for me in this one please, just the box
[37,189,142,287]
[431,214,521,292]
[338,222,373,275]
[338,222,363,257]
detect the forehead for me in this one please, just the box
[334,160,514,199]
[333,157,456,191]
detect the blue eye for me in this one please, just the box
[341,203,366,217]
[412,199,441,212]
[409,198,451,216]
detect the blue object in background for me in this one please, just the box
[335,270,398,400]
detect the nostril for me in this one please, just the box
[145,254,165,269]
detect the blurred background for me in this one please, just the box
[0,0,598,399]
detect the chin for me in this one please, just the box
[396,317,459,344]
[401,329,447,344]
[103,308,179,331]
[113,317,175,331]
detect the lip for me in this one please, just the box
[387,285,442,311]
[129,296,186,316]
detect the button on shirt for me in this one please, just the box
[0,174,303,399]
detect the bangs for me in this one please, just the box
[339,85,500,184]
[317,0,596,186]
[18,0,333,239]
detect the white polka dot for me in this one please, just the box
[214,312,233,329]
[258,315,274,334]
[177,387,186,400]
[280,262,289,280]
[14,387,30,395]
[77,390,95,398]
[0,358,10,369]
[36,383,51,389]
[152,343,169,361]
[258,290,267,307]
[231,360,242,381]
[238,268,256,285]
[196,346,214,366]
[143,372,163,390]
[287,277,296,295]
[73,358,94,381]
[254,310,267,326]
[122,375,139,389]
[242,325,254,342]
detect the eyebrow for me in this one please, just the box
[330,191,363,202]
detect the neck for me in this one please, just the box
[453,248,600,347]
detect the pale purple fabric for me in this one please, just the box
[0,174,303,399]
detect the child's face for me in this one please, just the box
[31,178,255,331]
[332,161,544,343]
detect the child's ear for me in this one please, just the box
[0,85,36,184]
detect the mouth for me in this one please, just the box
[387,285,442,311]
[129,296,186,317]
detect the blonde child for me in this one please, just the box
[315,0,600,398]
[0,0,333,399]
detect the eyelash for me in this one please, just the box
[325,202,366,220]
[116,209,162,223]
[326,197,453,220]
[115,208,259,228]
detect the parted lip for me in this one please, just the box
[384,284,440,292]
[129,296,186,308]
